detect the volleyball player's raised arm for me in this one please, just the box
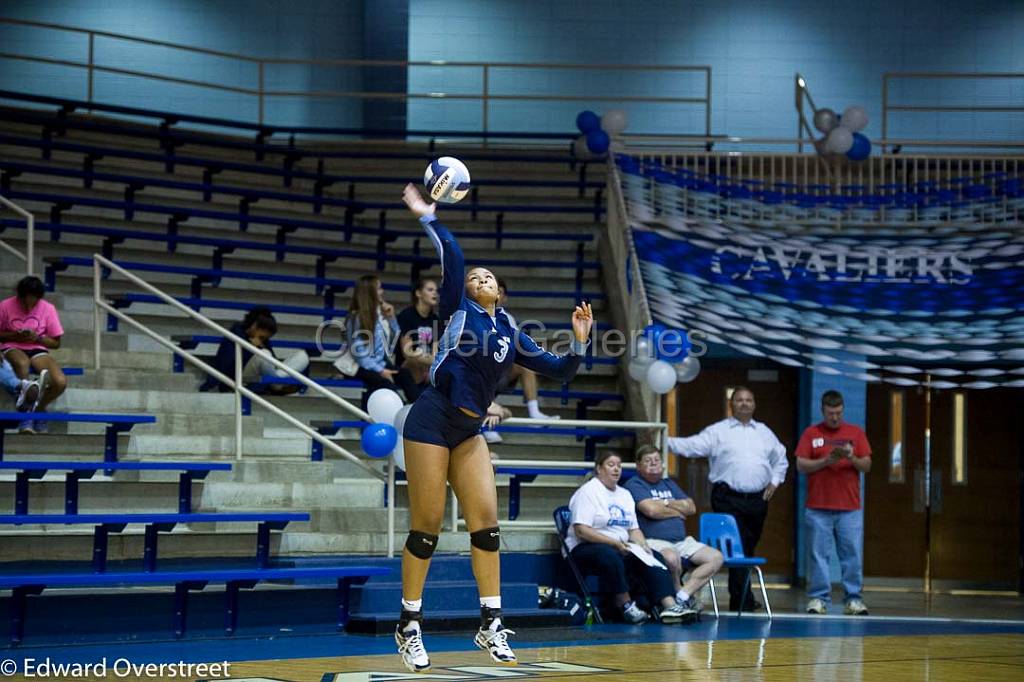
[403,183,464,321]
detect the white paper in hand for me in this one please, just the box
[627,542,667,570]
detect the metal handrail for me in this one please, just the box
[882,72,1024,154]
[90,254,396,557]
[0,16,712,135]
[0,195,33,275]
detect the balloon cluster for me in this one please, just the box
[362,388,413,470]
[813,105,871,161]
[573,109,627,157]
[627,323,701,395]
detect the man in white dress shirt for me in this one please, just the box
[667,386,788,611]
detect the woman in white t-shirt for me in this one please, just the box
[567,451,691,624]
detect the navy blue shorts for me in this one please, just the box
[403,386,484,450]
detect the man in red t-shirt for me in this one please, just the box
[795,390,871,616]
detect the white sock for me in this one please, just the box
[480,595,502,630]
[527,400,542,418]
[676,590,690,603]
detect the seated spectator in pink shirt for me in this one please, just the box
[0,276,68,434]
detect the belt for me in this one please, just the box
[712,482,764,499]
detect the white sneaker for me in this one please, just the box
[474,624,517,665]
[395,622,430,673]
[621,600,649,624]
[32,369,50,412]
[15,380,39,412]
[529,410,560,420]
[844,599,869,615]
[806,598,827,615]
[657,601,695,624]
[483,430,503,444]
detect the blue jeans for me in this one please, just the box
[806,507,863,605]
[0,359,20,395]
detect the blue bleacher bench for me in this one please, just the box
[106,292,347,331]
[0,133,604,203]
[0,512,309,575]
[0,412,156,461]
[47,257,604,307]
[0,564,390,643]
[0,157,603,237]
[0,460,231,515]
[2,217,599,290]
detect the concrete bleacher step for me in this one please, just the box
[52,347,174,371]
[199,478,385,511]
[0,434,130,458]
[60,387,236,415]
[126,433,311,458]
[0,527,293,562]
[0,479,201,514]
[6,185,602,249]
[62,368,198,392]
[32,412,263,438]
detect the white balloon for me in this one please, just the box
[841,105,869,132]
[391,403,413,470]
[628,358,653,382]
[573,135,592,158]
[813,108,839,134]
[601,109,628,135]
[646,360,676,394]
[824,126,854,154]
[635,336,654,362]
[367,388,403,425]
[393,403,413,431]
[674,356,701,383]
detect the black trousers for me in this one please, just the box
[711,482,768,609]
[570,542,674,606]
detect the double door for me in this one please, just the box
[864,384,1022,589]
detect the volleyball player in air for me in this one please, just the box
[395,183,594,672]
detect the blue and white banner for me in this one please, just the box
[629,217,1024,389]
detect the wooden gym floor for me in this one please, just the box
[4,592,1023,681]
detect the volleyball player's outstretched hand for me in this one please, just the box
[402,183,436,219]
[572,301,594,343]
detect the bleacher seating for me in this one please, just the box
[0,412,155,460]
[0,89,616,639]
[1,564,389,643]
[0,460,231,514]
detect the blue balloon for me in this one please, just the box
[576,110,600,133]
[361,423,398,458]
[655,328,691,363]
[846,132,871,161]
[585,129,610,155]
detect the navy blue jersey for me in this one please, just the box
[421,216,588,417]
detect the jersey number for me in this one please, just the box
[493,337,510,363]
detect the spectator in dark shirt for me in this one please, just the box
[395,277,439,403]
[624,445,723,617]
[201,307,308,394]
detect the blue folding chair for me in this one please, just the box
[699,513,772,619]
[552,505,604,624]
